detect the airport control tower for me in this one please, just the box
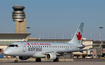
[12,6,26,33]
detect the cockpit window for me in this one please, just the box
[15,45,18,47]
[9,45,18,47]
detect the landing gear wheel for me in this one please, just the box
[14,60,18,63]
[82,56,86,59]
[36,58,41,62]
[53,58,59,62]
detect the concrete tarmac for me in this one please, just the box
[0,59,105,65]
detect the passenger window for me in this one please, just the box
[56,46,57,48]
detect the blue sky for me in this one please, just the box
[0,0,105,40]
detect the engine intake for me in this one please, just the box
[46,53,57,60]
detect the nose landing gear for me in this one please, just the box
[14,56,19,63]
[14,60,18,63]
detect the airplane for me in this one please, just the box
[4,23,92,62]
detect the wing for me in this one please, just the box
[42,48,93,55]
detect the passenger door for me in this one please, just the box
[21,42,26,52]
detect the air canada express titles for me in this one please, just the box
[28,47,42,51]
[26,43,51,46]
[26,43,51,51]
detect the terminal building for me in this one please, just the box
[0,5,105,59]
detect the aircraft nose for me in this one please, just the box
[4,50,10,55]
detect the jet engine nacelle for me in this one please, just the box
[19,56,30,60]
[46,53,57,60]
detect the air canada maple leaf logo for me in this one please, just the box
[76,32,82,40]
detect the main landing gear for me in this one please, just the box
[36,58,41,62]
[53,58,59,62]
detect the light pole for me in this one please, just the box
[48,34,50,39]
[27,27,30,33]
[99,27,103,57]
[99,27,103,41]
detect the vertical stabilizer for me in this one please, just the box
[68,23,84,45]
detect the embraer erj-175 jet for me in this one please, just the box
[4,23,91,62]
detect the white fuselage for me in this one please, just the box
[4,42,80,58]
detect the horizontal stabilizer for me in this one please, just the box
[77,44,93,48]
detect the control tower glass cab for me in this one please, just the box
[12,6,25,22]
[12,6,26,33]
